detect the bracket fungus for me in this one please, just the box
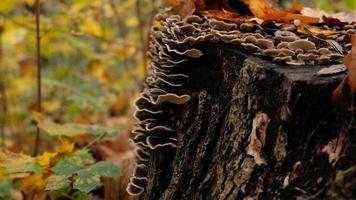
[127,6,354,196]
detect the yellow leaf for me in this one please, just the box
[19,173,46,191]
[116,46,136,60]
[24,0,36,6]
[33,112,88,137]
[126,17,139,27]
[58,140,75,154]
[87,59,111,85]
[0,151,41,175]
[0,0,15,13]
[42,100,61,114]
[79,19,102,37]
[36,152,58,169]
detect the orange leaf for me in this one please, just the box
[331,79,345,106]
[287,4,303,13]
[19,173,46,191]
[344,34,356,92]
[167,0,196,18]
[297,24,339,36]
[200,10,246,24]
[243,0,319,24]
[243,0,272,19]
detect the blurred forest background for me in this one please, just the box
[0,0,355,199]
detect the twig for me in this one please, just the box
[0,26,6,150]
[135,0,147,75]
[83,132,107,149]
[33,0,42,156]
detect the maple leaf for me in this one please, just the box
[0,151,43,176]
[19,173,46,191]
[200,10,246,24]
[243,0,319,24]
[37,152,58,169]
[168,0,196,18]
[58,140,75,154]
[331,33,356,105]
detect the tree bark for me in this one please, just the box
[140,43,356,200]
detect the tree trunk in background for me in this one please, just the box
[140,43,356,200]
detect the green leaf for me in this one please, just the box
[51,149,93,175]
[73,174,101,193]
[73,161,121,192]
[0,0,15,13]
[0,180,14,198]
[0,151,43,175]
[45,175,70,191]
[34,112,119,138]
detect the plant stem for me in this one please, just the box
[135,0,147,75]
[0,26,6,150]
[33,0,42,156]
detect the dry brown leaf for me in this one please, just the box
[344,34,356,92]
[331,79,346,106]
[243,0,319,24]
[168,0,196,18]
[243,0,272,19]
[200,10,246,24]
[298,24,340,36]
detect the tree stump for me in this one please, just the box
[139,42,356,200]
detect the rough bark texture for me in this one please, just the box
[140,42,356,200]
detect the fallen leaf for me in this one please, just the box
[200,10,246,24]
[331,79,345,106]
[298,24,341,37]
[58,140,75,154]
[37,152,58,169]
[243,0,320,24]
[344,34,356,92]
[0,151,43,176]
[19,173,46,191]
[168,0,196,18]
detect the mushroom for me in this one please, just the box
[208,18,237,30]
[257,39,275,49]
[240,23,254,32]
[295,48,304,54]
[135,148,150,162]
[242,43,262,51]
[127,182,144,195]
[318,48,330,55]
[132,133,148,147]
[288,40,316,51]
[144,123,173,132]
[274,30,299,42]
[273,56,294,63]
[297,53,319,64]
[146,136,177,149]
[165,44,203,58]
[318,55,331,64]
[154,93,190,104]
[133,164,149,178]
[133,108,164,122]
[183,15,203,23]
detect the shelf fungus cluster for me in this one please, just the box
[127,8,354,195]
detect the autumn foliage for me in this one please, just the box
[344,34,356,92]
[167,0,320,24]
